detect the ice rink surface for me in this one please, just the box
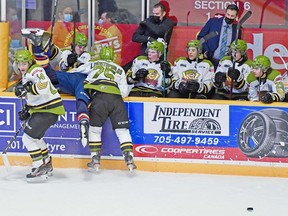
[0,165,287,216]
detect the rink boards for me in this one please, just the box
[1,94,288,177]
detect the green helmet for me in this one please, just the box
[252,55,271,71]
[75,32,88,46]
[15,49,33,63]
[99,46,115,61]
[230,39,247,52]
[147,41,164,54]
[186,40,200,49]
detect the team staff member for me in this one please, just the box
[197,4,240,69]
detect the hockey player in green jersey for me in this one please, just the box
[247,55,285,103]
[126,40,172,97]
[168,39,215,99]
[212,39,252,100]
[83,47,136,172]
[14,49,65,182]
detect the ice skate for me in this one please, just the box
[26,163,48,183]
[45,156,53,176]
[123,151,137,172]
[80,121,89,147]
[87,153,101,173]
[21,28,44,46]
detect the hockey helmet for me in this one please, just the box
[252,55,271,71]
[99,46,115,61]
[75,32,88,46]
[15,49,33,63]
[186,40,200,49]
[230,39,247,52]
[147,41,165,54]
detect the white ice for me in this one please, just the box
[0,166,288,216]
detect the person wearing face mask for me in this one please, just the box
[47,6,75,49]
[197,4,240,70]
[132,3,174,55]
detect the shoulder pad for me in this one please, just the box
[175,57,186,63]
[245,59,253,66]
[220,56,232,62]
[136,55,148,61]
[267,69,281,80]
[202,59,214,67]
[246,72,256,83]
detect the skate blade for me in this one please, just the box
[127,164,137,173]
[88,164,100,173]
[26,174,48,183]
[46,171,53,177]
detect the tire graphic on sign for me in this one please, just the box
[238,108,288,158]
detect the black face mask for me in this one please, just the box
[150,15,161,24]
[225,17,234,25]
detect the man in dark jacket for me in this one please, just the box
[132,3,174,55]
[197,4,240,69]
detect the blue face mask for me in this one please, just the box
[63,14,73,22]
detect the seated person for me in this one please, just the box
[126,40,172,97]
[168,40,214,99]
[247,55,285,103]
[212,39,252,100]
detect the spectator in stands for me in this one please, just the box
[97,0,118,19]
[48,6,75,49]
[197,4,240,70]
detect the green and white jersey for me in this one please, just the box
[172,57,214,93]
[128,55,170,91]
[246,69,285,102]
[83,60,129,98]
[214,56,252,93]
[59,50,91,71]
[23,64,65,115]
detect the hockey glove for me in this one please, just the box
[178,82,188,95]
[15,82,27,97]
[160,61,172,77]
[260,92,274,104]
[228,68,241,81]
[23,81,34,93]
[135,68,149,81]
[67,53,78,67]
[214,72,226,83]
[18,107,30,121]
[186,80,200,93]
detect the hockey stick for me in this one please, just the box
[2,97,26,172]
[229,10,252,99]
[162,26,173,97]
[72,8,87,53]
[45,0,58,57]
